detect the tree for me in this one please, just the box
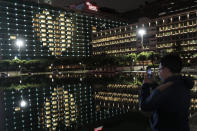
[148,52,160,65]
[126,53,137,66]
[137,52,149,70]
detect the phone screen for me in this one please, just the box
[147,68,152,78]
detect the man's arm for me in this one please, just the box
[140,82,173,111]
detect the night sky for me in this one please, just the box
[53,0,156,12]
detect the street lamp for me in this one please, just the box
[16,39,24,59]
[16,39,24,74]
[20,100,27,108]
[138,28,146,49]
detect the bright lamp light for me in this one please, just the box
[138,29,146,36]
[20,100,27,108]
[16,39,24,48]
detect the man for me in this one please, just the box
[140,54,194,131]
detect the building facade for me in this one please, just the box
[91,18,157,55]
[155,9,197,59]
[91,9,197,61]
[0,0,127,60]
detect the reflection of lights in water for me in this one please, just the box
[20,100,27,107]
[40,87,77,130]
[15,107,21,111]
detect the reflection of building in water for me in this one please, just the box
[2,80,94,130]
[3,88,45,130]
[191,79,197,93]
[94,84,140,110]
[39,87,77,130]
[95,81,197,116]
[93,83,140,122]
[190,80,197,113]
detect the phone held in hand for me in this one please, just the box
[147,68,152,78]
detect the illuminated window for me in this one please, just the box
[60,27,65,30]
[41,33,46,37]
[37,33,40,36]
[49,39,53,42]
[36,14,40,17]
[61,39,65,42]
[41,24,46,28]
[67,32,71,35]
[49,48,54,51]
[54,21,59,25]
[68,40,71,43]
[66,19,71,22]
[10,36,16,40]
[48,30,53,33]
[60,18,65,21]
[43,10,49,15]
[49,34,53,37]
[62,48,66,51]
[46,124,51,128]
[54,26,59,29]
[41,29,46,32]
[48,25,53,28]
[47,16,52,19]
[40,15,45,18]
[54,39,60,42]
[49,43,54,46]
[61,35,65,38]
[55,30,60,33]
[34,28,40,32]
[42,38,46,41]
[47,20,53,24]
[67,23,71,26]
[60,13,64,17]
[60,22,65,25]
[41,20,46,23]
[33,23,39,26]
[43,43,47,46]
[61,31,65,34]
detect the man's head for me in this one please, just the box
[159,53,182,81]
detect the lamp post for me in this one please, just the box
[16,39,24,59]
[16,39,24,74]
[138,28,146,49]
[20,100,27,108]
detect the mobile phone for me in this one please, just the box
[147,68,152,78]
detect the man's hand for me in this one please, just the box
[143,74,155,84]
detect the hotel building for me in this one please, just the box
[0,0,127,60]
[91,9,197,61]
[91,19,157,55]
